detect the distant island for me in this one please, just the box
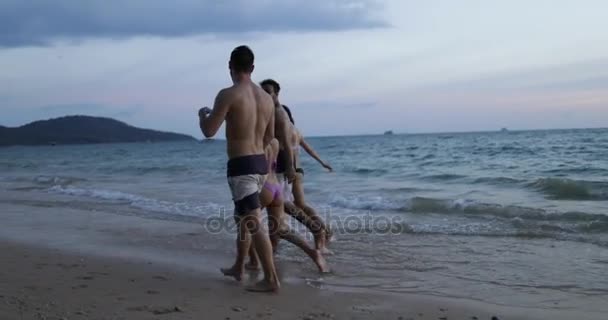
[383,130,394,135]
[0,115,196,146]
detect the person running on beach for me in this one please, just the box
[198,45,279,292]
[260,79,333,253]
[244,138,329,273]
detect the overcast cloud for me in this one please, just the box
[0,0,386,47]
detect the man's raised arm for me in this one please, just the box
[199,89,231,138]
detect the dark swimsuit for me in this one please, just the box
[227,154,268,215]
[276,149,304,175]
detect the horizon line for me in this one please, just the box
[2,114,606,140]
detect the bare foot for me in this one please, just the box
[245,262,260,271]
[313,250,330,273]
[245,280,280,293]
[220,266,242,282]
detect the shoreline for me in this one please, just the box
[0,195,605,319]
[3,239,591,320]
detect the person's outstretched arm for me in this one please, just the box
[300,134,332,172]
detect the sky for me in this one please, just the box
[1,0,607,137]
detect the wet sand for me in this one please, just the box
[0,193,604,320]
[0,240,502,320]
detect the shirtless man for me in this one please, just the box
[198,45,279,292]
[260,79,333,253]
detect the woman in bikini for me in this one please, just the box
[258,79,334,254]
[278,112,334,254]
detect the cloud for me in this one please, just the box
[0,0,387,47]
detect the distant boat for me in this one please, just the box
[501,128,508,132]
[384,130,394,135]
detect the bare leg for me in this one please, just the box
[278,226,330,273]
[221,215,249,281]
[267,197,329,273]
[267,205,282,252]
[246,188,275,271]
[244,209,280,293]
[300,205,331,253]
[284,202,331,254]
[292,174,332,244]
[245,245,260,271]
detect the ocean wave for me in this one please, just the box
[105,164,192,175]
[0,161,38,169]
[379,187,441,193]
[472,176,524,185]
[48,185,223,217]
[541,167,608,176]
[528,178,608,200]
[329,218,608,247]
[33,175,86,186]
[328,195,608,247]
[329,196,608,229]
[347,167,390,175]
[330,195,403,211]
[421,174,467,181]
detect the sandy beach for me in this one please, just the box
[0,189,604,320]
[0,240,501,320]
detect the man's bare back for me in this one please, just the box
[222,83,274,159]
[200,82,273,159]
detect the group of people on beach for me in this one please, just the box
[198,45,333,292]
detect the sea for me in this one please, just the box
[1,128,607,311]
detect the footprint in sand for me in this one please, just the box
[146,290,160,295]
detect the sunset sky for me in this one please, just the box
[1,0,607,137]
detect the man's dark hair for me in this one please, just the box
[260,79,281,93]
[230,45,254,73]
[282,105,295,125]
